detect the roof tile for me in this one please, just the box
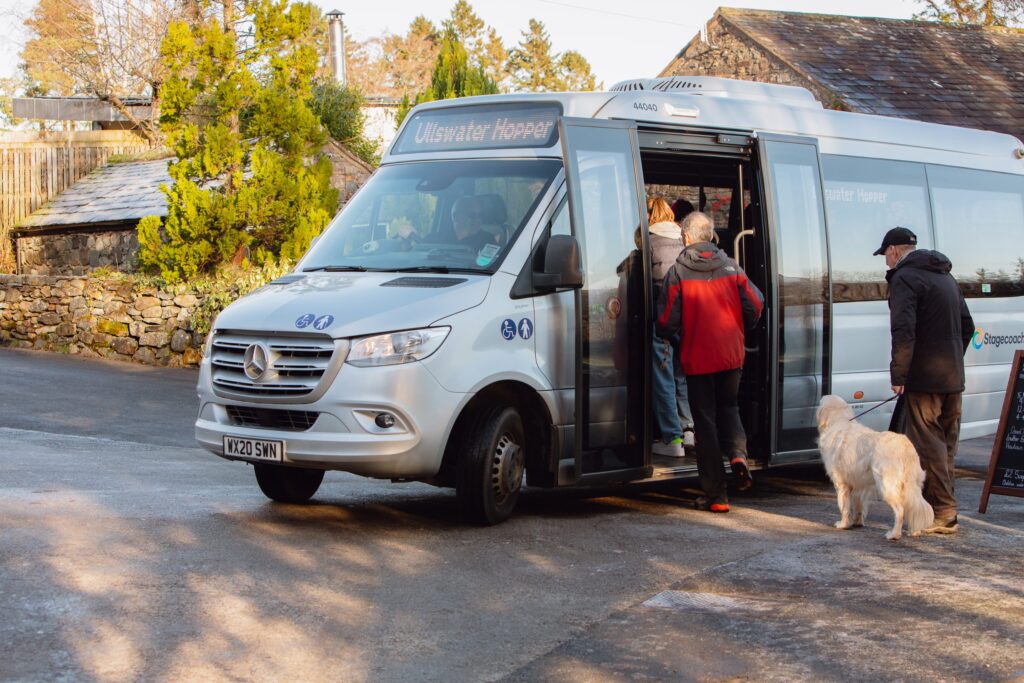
[17,159,170,229]
[716,8,1024,140]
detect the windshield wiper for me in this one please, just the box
[302,265,369,272]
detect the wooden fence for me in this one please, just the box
[0,130,150,230]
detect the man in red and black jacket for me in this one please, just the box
[656,211,763,512]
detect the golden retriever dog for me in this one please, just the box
[816,395,934,540]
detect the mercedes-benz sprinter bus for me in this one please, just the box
[195,76,1024,524]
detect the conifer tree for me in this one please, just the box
[137,0,337,282]
[397,24,498,125]
[507,18,598,93]
[507,19,559,92]
[309,82,379,166]
[556,50,598,91]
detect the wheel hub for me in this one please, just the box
[491,432,524,504]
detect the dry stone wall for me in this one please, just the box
[16,230,140,276]
[0,274,205,367]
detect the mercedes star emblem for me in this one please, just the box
[243,343,270,381]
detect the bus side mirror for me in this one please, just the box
[535,234,583,291]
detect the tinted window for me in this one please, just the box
[766,141,829,452]
[928,165,1024,297]
[822,156,932,302]
[301,159,559,273]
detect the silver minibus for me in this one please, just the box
[195,76,1024,523]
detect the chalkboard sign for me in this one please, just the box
[979,349,1024,513]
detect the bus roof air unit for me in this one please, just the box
[610,76,822,109]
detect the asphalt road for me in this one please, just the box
[1,347,1022,683]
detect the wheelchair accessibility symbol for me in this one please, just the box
[295,313,316,329]
[501,319,516,340]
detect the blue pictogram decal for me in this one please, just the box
[295,313,316,329]
[518,318,533,340]
[501,318,517,340]
[313,314,335,331]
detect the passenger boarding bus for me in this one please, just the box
[195,76,1024,524]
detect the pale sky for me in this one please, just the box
[0,0,923,89]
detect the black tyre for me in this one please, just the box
[456,404,526,525]
[253,463,324,503]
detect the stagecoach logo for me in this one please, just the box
[973,327,1024,349]
[243,343,271,381]
[973,328,984,350]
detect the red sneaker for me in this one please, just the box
[695,497,730,513]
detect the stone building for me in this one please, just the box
[14,159,169,276]
[13,139,374,276]
[659,8,1024,141]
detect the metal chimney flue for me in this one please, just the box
[326,9,346,86]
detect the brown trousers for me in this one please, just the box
[903,391,962,521]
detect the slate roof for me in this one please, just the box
[16,159,170,233]
[668,8,1024,141]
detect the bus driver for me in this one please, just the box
[451,196,496,252]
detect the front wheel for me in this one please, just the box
[254,463,324,503]
[456,405,526,525]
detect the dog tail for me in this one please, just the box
[903,467,935,534]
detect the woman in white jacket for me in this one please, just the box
[647,196,694,456]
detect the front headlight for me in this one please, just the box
[346,327,450,367]
[203,330,216,358]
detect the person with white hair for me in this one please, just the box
[656,211,763,512]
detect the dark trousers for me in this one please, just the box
[685,369,746,504]
[903,391,962,521]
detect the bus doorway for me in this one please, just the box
[637,131,772,474]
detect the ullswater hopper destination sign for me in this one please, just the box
[393,102,562,154]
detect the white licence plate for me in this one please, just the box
[223,436,285,462]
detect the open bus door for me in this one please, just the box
[558,117,651,484]
[757,134,833,462]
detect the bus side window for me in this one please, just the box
[549,201,571,237]
[533,200,570,269]
[511,199,570,299]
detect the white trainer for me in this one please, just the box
[652,440,684,457]
[682,429,696,448]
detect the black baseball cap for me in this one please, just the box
[873,226,918,255]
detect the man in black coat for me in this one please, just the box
[876,227,974,533]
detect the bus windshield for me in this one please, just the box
[301,159,561,273]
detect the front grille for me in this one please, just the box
[226,405,319,431]
[211,332,337,400]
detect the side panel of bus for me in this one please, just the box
[820,153,1024,437]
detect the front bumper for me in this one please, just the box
[195,359,464,480]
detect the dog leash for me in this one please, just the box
[849,394,900,422]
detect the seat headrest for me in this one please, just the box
[477,193,508,225]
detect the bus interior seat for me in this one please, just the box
[478,193,510,244]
